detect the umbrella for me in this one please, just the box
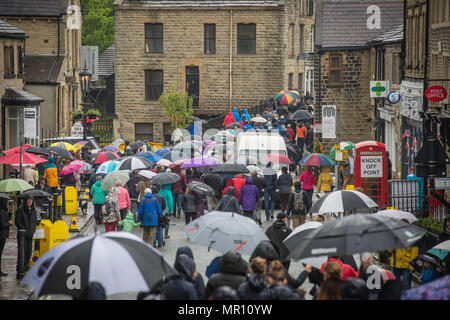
[130,140,146,151]
[373,210,418,224]
[3,144,31,154]
[73,143,85,151]
[274,90,299,105]
[309,190,379,214]
[290,89,303,96]
[18,189,52,199]
[263,153,292,164]
[60,161,85,176]
[410,253,442,274]
[288,109,313,121]
[183,211,269,255]
[162,151,190,162]
[138,170,157,180]
[173,141,203,152]
[187,181,215,196]
[210,163,249,175]
[154,148,171,156]
[49,142,76,152]
[298,153,336,166]
[172,158,189,166]
[251,117,267,123]
[111,139,124,148]
[43,146,73,160]
[0,179,34,193]
[23,146,50,156]
[246,165,262,175]
[75,140,90,146]
[225,122,241,129]
[22,231,176,299]
[0,151,47,165]
[96,160,118,174]
[401,275,450,300]
[283,221,323,253]
[262,167,277,176]
[115,157,152,171]
[0,193,12,200]
[138,151,162,163]
[102,170,130,191]
[329,141,355,158]
[427,240,450,261]
[101,145,120,153]
[181,157,218,168]
[287,214,426,260]
[150,172,181,185]
[77,161,92,174]
[94,151,120,165]
[156,159,172,167]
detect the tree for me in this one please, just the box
[81,0,115,54]
[158,86,194,131]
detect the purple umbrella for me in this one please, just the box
[76,141,89,146]
[102,145,120,153]
[181,157,218,168]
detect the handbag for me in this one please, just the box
[158,215,170,227]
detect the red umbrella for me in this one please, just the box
[0,150,47,165]
[3,144,31,155]
[94,151,120,164]
[263,153,292,164]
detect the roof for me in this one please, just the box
[2,87,44,104]
[0,0,68,17]
[24,55,65,84]
[98,46,115,76]
[367,24,403,46]
[316,0,403,50]
[0,20,26,38]
[116,0,282,8]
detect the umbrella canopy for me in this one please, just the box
[76,161,93,174]
[154,148,171,156]
[0,151,47,165]
[0,179,34,192]
[309,190,379,214]
[225,122,241,129]
[49,142,76,152]
[172,158,189,166]
[22,231,176,299]
[173,141,203,153]
[246,165,262,175]
[183,211,270,256]
[24,146,50,156]
[94,152,120,164]
[0,193,12,200]
[373,210,418,224]
[138,170,157,180]
[262,167,277,176]
[287,214,426,260]
[288,109,314,121]
[3,144,31,155]
[137,151,162,163]
[43,146,73,160]
[73,143,85,151]
[18,189,52,199]
[162,151,190,162]
[401,275,450,300]
[290,89,303,96]
[263,153,292,164]
[102,170,130,191]
[410,253,442,273]
[156,159,172,167]
[329,141,355,158]
[111,139,124,148]
[60,161,85,176]
[283,221,323,253]
[181,157,218,168]
[130,140,146,151]
[187,181,215,196]
[427,240,450,261]
[96,160,118,174]
[298,153,336,166]
[150,172,181,185]
[274,91,299,105]
[115,157,152,171]
[101,145,120,153]
[251,116,267,123]
[210,163,249,175]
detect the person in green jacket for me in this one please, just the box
[158,183,174,240]
[91,177,107,225]
[118,212,141,233]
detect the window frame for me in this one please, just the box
[237,23,256,55]
[4,46,15,76]
[17,46,23,76]
[204,23,216,54]
[144,69,164,101]
[145,23,164,54]
[328,54,342,85]
[135,123,154,142]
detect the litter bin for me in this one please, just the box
[64,186,78,215]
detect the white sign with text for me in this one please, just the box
[361,156,383,178]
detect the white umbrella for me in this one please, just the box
[251,116,267,123]
[246,165,262,175]
[156,159,172,167]
[309,190,378,215]
[138,170,157,180]
[373,210,418,224]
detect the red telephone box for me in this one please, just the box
[354,141,388,208]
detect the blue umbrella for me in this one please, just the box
[137,151,162,163]
[427,240,450,261]
[96,160,118,174]
[155,148,171,156]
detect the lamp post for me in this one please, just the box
[79,62,92,140]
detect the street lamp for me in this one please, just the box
[79,62,92,140]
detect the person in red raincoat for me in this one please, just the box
[223,112,235,128]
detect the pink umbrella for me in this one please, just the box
[157,159,173,167]
[173,159,188,166]
[60,161,85,175]
[263,153,292,164]
[373,210,418,224]
[181,157,218,168]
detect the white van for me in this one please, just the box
[234,130,288,176]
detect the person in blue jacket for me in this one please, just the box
[232,107,240,122]
[240,109,251,122]
[138,188,162,247]
[418,260,440,285]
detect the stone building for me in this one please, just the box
[114,0,315,143]
[313,0,404,152]
[0,0,82,139]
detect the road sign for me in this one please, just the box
[370,81,389,98]
[360,155,383,178]
[425,85,447,102]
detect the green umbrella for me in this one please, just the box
[0,179,34,193]
[329,141,355,158]
[101,170,130,192]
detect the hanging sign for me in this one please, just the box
[322,105,336,139]
[387,91,401,104]
[370,81,390,98]
[425,86,447,102]
[71,122,84,137]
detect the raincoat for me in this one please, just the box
[44,157,58,188]
[118,212,141,232]
[240,109,251,122]
[138,193,162,227]
[159,184,174,214]
[317,166,333,192]
[232,107,240,122]
[91,180,107,205]
[388,247,419,270]
[238,178,259,211]
[104,187,121,224]
[223,112,235,128]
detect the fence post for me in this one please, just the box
[17,229,26,279]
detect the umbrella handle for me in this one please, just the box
[208,240,215,252]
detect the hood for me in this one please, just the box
[227,112,233,117]
[244,109,248,113]
[144,193,154,199]
[321,166,331,173]
[94,180,102,188]
[226,186,235,196]
[247,274,266,291]
[48,157,54,163]
[176,246,194,260]
[245,177,253,185]
[174,254,196,282]
[294,181,302,192]
[125,212,135,220]
[273,220,286,229]
[233,107,238,112]
[265,284,299,300]
[340,278,369,300]
[218,251,248,276]
[250,241,279,262]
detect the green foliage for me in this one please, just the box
[414,217,443,235]
[81,0,115,54]
[71,110,84,119]
[86,108,101,117]
[158,86,194,130]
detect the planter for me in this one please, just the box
[87,115,98,120]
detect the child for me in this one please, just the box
[118,211,141,233]
[418,260,440,285]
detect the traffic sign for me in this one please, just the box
[425,85,447,102]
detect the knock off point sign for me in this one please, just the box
[361,156,383,178]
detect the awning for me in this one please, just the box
[2,86,44,105]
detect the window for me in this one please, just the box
[145,23,163,53]
[307,0,314,16]
[237,23,256,54]
[163,123,172,145]
[288,73,293,90]
[392,53,401,85]
[298,73,303,91]
[204,24,216,54]
[4,46,14,75]
[135,123,153,142]
[145,70,163,101]
[290,24,295,57]
[329,54,342,85]
[299,24,305,54]
[17,46,23,75]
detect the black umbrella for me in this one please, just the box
[225,122,240,129]
[187,181,215,196]
[287,214,426,260]
[0,193,12,201]
[130,140,146,151]
[116,157,152,171]
[43,146,73,160]
[162,151,190,162]
[210,163,250,175]
[289,109,313,121]
[25,146,50,156]
[150,172,181,185]
[18,189,52,199]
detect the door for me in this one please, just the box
[186,66,199,107]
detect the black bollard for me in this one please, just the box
[17,229,26,279]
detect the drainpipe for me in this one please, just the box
[229,10,233,112]
[57,16,61,56]
[57,84,60,136]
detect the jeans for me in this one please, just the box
[264,188,276,219]
[243,210,255,221]
[185,212,196,225]
[303,189,314,211]
[391,268,412,289]
[93,204,103,224]
[297,137,305,155]
[173,193,184,216]
[154,226,164,247]
[131,200,139,220]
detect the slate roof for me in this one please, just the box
[367,24,403,46]
[24,55,65,84]
[0,20,26,38]
[98,46,115,76]
[2,87,44,104]
[0,0,68,17]
[117,0,282,7]
[316,0,404,50]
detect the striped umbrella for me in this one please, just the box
[22,231,176,299]
[94,151,120,164]
[298,153,336,166]
[274,90,299,105]
[115,157,152,171]
[96,160,118,174]
[309,190,378,214]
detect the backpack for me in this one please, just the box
[293,191,306,213]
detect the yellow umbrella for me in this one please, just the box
[73,143,84,151]
[50,142,77,152]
